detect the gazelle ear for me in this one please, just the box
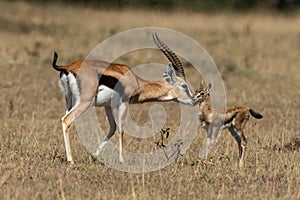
[207,83,212,93]
[163,62,176,85]
[207,83,212,90]
[209,79,214,89]
[199,80,205,90]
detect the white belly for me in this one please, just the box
[95,85,120,107]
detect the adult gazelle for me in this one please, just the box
[52,33,198,164]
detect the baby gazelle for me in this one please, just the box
[195,81,263,168]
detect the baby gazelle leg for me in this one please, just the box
[228,126,243,167]
[208,126,222,158]
[236,118,249,168]
[238,128,247,168]
[199,126,212,159]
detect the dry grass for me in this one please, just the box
[0,1,299,199]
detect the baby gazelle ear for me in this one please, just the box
[199,80,205,90]
[207,83,212,90]
[207,83,212,94]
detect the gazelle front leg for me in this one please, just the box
[94,107,117,156]
[208,125,222,158]
[198,125,212,159]
[116,102,127,163]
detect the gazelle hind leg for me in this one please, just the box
[61,101,94,164]
[61,110,75,164]
[228,126,243,167]
[239,128,247,168]
[94,107,117,156]
[237,119,249,168]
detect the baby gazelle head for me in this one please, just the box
[195,81,212,103]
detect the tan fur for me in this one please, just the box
[195,82,263,168]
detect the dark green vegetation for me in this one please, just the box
[17,0,300,12]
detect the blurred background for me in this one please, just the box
[14,0,300,11]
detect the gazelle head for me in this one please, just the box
[153,33,198,106]
[195,80,212,103]
[162,62,196,106]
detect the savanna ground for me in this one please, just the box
[0,1,300,199]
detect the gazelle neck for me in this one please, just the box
[129,79,171,104]
[199,97,212,116]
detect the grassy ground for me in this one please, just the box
[0,1,299,199]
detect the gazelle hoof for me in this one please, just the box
[68,160,74,165]
[92,153,99,158]
[238,161,244,168]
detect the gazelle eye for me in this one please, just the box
[182,84,188,90]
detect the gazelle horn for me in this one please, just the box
[153,33,186,79]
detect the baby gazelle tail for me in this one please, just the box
[249,109,263,119]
